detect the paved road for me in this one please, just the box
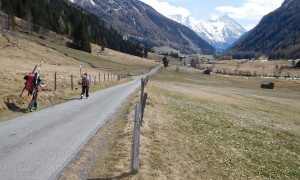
[0,66,160,180]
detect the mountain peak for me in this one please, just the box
[218,15,231,21]
[217,15,244,28]
[169,14,247,52]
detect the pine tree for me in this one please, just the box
[296,61,300,68]
[58,15,66,34]
[0,0,144,57]
[72,21,91,53]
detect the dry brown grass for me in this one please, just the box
[0,31,158,121]
[143,67,299,179]
[199,59,300,77]
[2,28,300,179]
[86,66,299,179]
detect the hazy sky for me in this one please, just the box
[140,0,285,30]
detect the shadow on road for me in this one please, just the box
[59,97,80,101]
[88,171,132,180]
[5,102,27,113]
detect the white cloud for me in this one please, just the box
[215,0,284,20]
[244,24,257,30]
[140,0,191,17]
[140,0,285,30]
[209,13,220,20]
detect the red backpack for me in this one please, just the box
[82,75,88,86]
[25,74,36,91]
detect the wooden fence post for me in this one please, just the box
[146,76,149,86]
[140,78,145,105]
[54,72,57,91]
[131,104,141,175]
[141,93,147,123]
[80,64,82,76]
[104,73,106,82]
[71,75,73,90]
[99,73,101,83]
[94,76,96,86]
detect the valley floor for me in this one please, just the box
[60,66,300,179]
[1,28,299,179]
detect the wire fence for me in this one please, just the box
[52,72,127,91]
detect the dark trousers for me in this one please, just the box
[81,86,89,97]
[28,91,39,109]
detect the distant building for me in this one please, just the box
[295,59,300,68]
[261,81,274,89]
[203,69,211,75]
[179,56,186,61]
[123,35,129,41]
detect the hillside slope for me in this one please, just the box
[0,29,158,121]
[0,0,143,56]
[228,0,300,59]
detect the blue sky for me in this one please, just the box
[140,0,285,30]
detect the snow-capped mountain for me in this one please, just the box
[68,0,215,54]
[169,15,247,52]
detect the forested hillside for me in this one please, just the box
[0,0,146,57]
[227,0,300,60]
[71,0,215,55]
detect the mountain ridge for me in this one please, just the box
[168,14,247,52]
[69,0,215,55]
[227,0,300,59]
[0,0,145,56]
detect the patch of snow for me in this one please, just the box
[90,0,96,6]
[168,14,247,51]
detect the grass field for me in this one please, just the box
[199,59,300,78]
[1,29,299,179]
[146,67,300,179]
[85,65,300,179]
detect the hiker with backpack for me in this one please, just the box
[162,56,169,68]
[80,73,90,99]
[23,72,43,112]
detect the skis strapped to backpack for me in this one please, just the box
[20,61,44,97]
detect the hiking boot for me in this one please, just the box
[27,108,33,113]
[33,105,40,110]
[80,95,83,99]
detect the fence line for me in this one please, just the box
[131,76,149,174]
[53,72,127,91]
